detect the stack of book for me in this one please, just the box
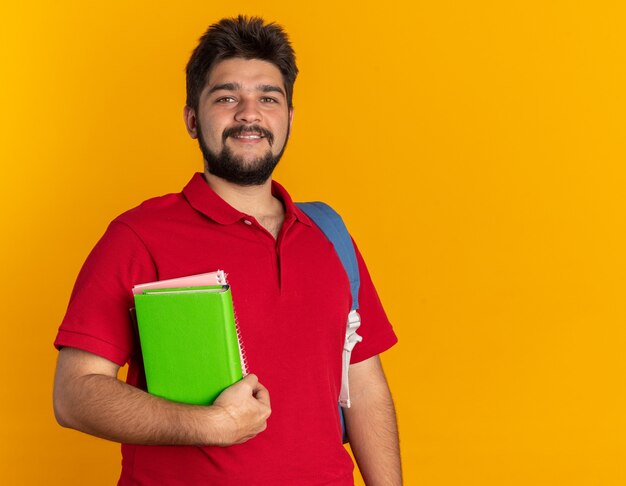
[133,271,247,405]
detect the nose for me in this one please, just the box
[234,97,261,124]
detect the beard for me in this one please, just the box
[197,122,289,186]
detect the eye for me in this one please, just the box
[216,96,236,103]
[260,97,278,103]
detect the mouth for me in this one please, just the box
[233,132,264,140]
[224,126,274,146]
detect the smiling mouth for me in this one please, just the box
[233,133,264,140]
[223,125,274,146]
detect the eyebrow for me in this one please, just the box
[258,84,286,97]
[208,82,286,97]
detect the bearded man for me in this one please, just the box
[53,16,401,486]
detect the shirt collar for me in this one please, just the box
[182,172,313,227]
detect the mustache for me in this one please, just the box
[222,125,275,146]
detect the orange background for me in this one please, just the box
[2,1,626,484]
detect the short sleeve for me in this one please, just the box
[349,242,398,363]
[54,220,157,366]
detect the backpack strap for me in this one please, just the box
[296,202,360,311]
[296,202,363,410]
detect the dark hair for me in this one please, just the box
[186,15,298,111]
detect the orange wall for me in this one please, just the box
[2,1,626,484]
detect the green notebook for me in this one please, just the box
[134,285,243,405]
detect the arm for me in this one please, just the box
[53,347,271,446]
[343,355,402,486]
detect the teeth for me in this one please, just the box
[236,135,261,139]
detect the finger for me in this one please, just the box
[241,373,259,388]
[254,383,271,407]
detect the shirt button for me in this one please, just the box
[243,219,252,225]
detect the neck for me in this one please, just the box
[203,170,282,218]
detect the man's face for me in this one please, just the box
[186,58,293,186]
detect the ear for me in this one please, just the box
[183,105,198,139]
[288,107,294,129]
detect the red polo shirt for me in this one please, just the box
[55,173,397,486]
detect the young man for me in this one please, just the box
[53,16,401,485]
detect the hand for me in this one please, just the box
[212,374,271,446]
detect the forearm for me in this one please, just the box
[344,358,402,486]
[53,347,270,447]
[54,372,227,446]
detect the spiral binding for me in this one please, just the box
[222,271,248,376]
[234,312,249,376]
